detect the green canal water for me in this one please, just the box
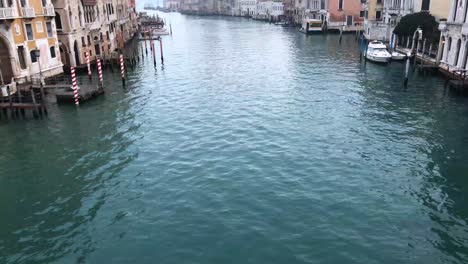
[1,13,468,263]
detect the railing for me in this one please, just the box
[43,4,55,17]
[0,7,17,19]
[22,7,35,18]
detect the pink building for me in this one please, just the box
[327,0,365,31]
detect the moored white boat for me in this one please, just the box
[391,51,406,61]
[366,41,391,63]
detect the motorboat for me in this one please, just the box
[391,51,406,61]
[366,41,392,63]
[299,19,323,34]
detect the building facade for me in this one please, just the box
[439,0,468,70]
[290,0,328,25]
[0,0,63,85]
[413,0,449,20]
[328,0,365,31]
[255,0,284,21]
[52,0,137,68]
[365,0,449,41]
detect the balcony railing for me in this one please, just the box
[22,7,35,18]
[43,4,55,17]
[0,7,17,19]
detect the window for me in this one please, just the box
[360,11,365,17]
[42,0,47,7]
[376,11,382,20]
[421,0,430,11]
[453,0,458,21]
[50,46,56,58]
[46,21,52,37]
[30,50,38,63]
[25,23,33,40]
[338,0,343,10]
[20,0,26,7]
[81,36,86,47]
[55,13,62,31]
[36,21,43,33]
[17,46,26,69]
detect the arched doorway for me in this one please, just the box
[0,37,14,85]
[455,39,462,67]
[59,42,70,67]
[73,40,80,66]
[93,36,100,56]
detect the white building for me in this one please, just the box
[255,1,284,21]
[439,0,468,69]
[292,0,328,25]
[240,0,256,16]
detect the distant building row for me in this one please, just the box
[0,0,138,85]
[168,0,367,30]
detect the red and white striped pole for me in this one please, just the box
[85,51,91,80]
[119,54,125,85]
[70,67,79,106]
[97,59,103,87]
[159,38,164,64]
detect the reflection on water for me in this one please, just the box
[0,13,467,264]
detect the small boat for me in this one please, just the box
[299,19,323,34]
[366,41,392,63]
[391,51,406,61]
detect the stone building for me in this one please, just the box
[439,0,468,69]
[52,0,136,68]
[0,0,62,84]
[255,0,284,21]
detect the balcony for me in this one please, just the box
[22,7,35,18]
[0,7,17,19]
[43,4,55,17]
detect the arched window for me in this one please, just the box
[50,46,56,58]
[30,50,38,63]
[446,37,452,62]
[455,39,462,66]
[453,0,459,21]
[55,12,62,30]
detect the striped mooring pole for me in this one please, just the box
[70,67,79,106]
[120,54,125,85]
[97,59,103,87]
[85,51,91,80]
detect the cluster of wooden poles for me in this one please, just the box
[140,30,165,67]
[0,85,47,120]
